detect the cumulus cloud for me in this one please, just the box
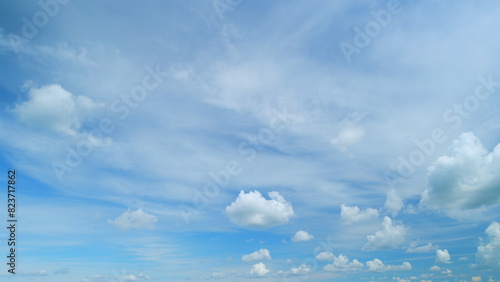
[291,230,314,242]
[363,216,408,251]
[323,254,364,272]
[436,249,452,264]
[290,264,311,275]
[331,112,367,151]
[315,251,334,261]
[108,208,157,231]
[366,259,412,272]
[384,190,404,216]
[12,84,102,135]
[340,204,379,225]
[242,249,271,262]
[250,262,270,277]
[442,269,452,274]
[421,132,500,210]
[406,242,438,253]
[429,265,441,271]
[476,222,500,268]
[225,190,294,228]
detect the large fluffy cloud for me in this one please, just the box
[421,132,500,210]
[12,84,102,135]
[108,208,157,231]
[242,249,271,262]
[323,254,364,272]
[363,216,408,251]
[250,262,270,277]
[406,242,438,253]
[476,222,500,268]
[436,249,452,264]
[366,259,412,272]
[225,190,294,228]
[340,204,379,225]
[291,230,314,242]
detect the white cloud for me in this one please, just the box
[290,264,311,275]
[12,84,102,135]
[250,262,270,277]
[363,216,408,251]
[406,242,438,253]
[242,249,271,262]
[211,272,225,279]
[442,269,452,274]
[108,208,157,231]
[384,190,404,216]
[331,112,367,151]
[340,204,379,225]
[291,230,314,242]
[366,258,412,272]
[472,277,482,282]
[429,265,441,271]
[421,132,500,210]
[436,249,452,264]
[323,254,364,272]
[315,251,334,261]
[476,222,500,268]
[225,190,294,228]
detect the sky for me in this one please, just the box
[0,0,500,281]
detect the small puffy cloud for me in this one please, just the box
[108,208,157,231]
[340,204,379,225]
[429,265,441,271]
[421,132,500,210]
[12,84,102,135]
[442,269,452,274]
[384,190,404,216]
[363,216,408,251]
[406,242,438,253]
[225,190,294,228]
[290,264,311,275]
[323,254,364,272]
[476,222,500,268]
[436,249,452,264]
[331,112,367,151]
[250,262,270,277]
[472,277,482,282]
[315,251,334,261]
[366,259,411,272]
[242,249,271,262]
[291,230,314,242]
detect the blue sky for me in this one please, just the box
[1,0,500,281]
